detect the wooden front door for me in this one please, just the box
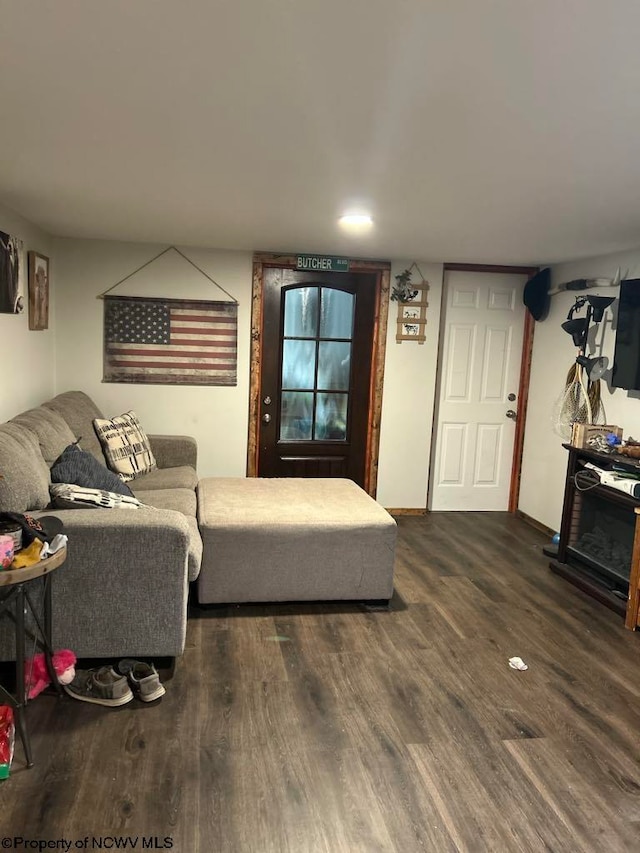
[256,266,379,488]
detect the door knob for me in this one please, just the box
[262,413,271,424]
[506,409,517,420]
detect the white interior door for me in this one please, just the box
[431,271,527,511]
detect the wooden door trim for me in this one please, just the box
[248,253,391,497]
[444,262,539,276]
[439,263,538,514]
[508,305,535,512]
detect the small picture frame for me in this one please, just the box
[402,323,420,336]
[401,305,421,321]
[0,231,24,314]
[28,251,49,330]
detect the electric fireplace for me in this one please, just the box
[550,443,640,626]
[566,487,634,594]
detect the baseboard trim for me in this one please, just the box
[386,508,428,516]
[515,509,555,537]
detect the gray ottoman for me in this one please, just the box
[197,477,397,604]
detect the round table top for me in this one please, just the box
[0,546,67,587]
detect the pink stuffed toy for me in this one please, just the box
[25,649,76,699]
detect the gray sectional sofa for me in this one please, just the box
[0,392,202,660]
[1,390,399,664]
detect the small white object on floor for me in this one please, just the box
[41,534,68,558]
[508,656,528,671]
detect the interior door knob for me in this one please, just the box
[262,413,271,424]
[506,409,517,420]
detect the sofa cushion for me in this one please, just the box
[50,445,134,496]
[133,488,197,516]
[50,483,143,510]
[93,411,157,482]
[0,423,51,512]
[147,434,197,470]
[10,407,76,465]
[43,391,106,463]
[129,466,198,492]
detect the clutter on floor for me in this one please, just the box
[0,705,14,780]
[116,659,166,703]
[25,649,76,699]
[63,661,166,707]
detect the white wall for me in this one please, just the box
[52,240,443,505]
[42,231,640,519]
[520,247,640,531]
[53,239,253,479]
[0,203,55,419]
[37,224,631,520]
[376,262,443,508]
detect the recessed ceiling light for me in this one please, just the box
[338,213,373,229]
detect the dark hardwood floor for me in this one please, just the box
[2,512,640,851]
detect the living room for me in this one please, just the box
[2,2,640,850]
[8,205,640,532]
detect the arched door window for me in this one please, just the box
[280,286,355,442]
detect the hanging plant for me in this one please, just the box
[391,268,419,302]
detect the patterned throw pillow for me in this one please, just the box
[93,411,157,482]
[50,483,142,510]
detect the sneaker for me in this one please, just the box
[64,666,134,707]
[116,659,166,703]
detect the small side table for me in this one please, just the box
[0,547,67,768]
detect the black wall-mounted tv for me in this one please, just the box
[612,279,640,390]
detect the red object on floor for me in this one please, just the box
[25,649,77,699]
[0,705,14,780]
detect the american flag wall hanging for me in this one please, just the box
[103,295,238,386]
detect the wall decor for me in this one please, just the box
[100,246,238,386]
[0,230,24,314]
[395,263,429,343]
[28,251,49,330]
[103,296,238,386]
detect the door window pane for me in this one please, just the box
[280,391,313,440]
[319,289,354,339]
[282,340,316,389]
[314,393,348,440]
[280,286,355,443]
[318,341,351,391]
[284,287,318,338]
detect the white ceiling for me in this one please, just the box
[1,1,640,264]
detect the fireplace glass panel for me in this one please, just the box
[567,490,634,588]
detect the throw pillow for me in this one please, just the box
[93,411,157,482]
[50,483,142,510]
[50,444,134,497]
